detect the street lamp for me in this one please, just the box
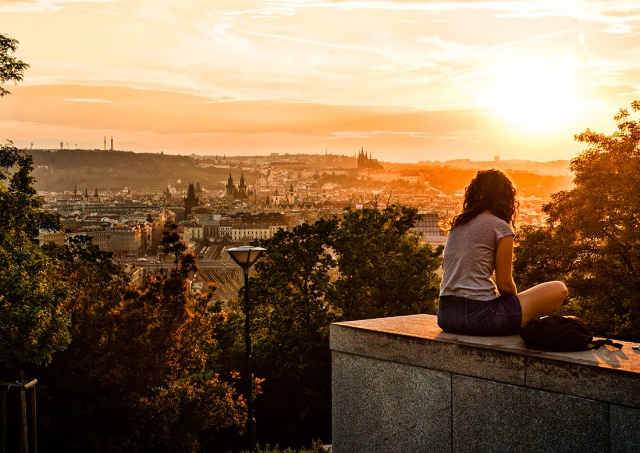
[227,245,266,448]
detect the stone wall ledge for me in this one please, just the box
[331,315,640,453]
[331,314,640,408]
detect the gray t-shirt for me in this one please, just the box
[439,211,514,301]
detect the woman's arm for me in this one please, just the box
[495,235,518,296]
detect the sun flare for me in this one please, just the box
[479,55,581,136]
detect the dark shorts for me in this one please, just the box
[437,294,522,336]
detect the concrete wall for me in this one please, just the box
[331,315,640,453]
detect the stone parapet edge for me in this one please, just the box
[330,320,640,409]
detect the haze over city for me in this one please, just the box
[2,0,639,162]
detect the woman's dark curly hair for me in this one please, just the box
[452,169,518,228]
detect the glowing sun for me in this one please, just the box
[479,55,580,135]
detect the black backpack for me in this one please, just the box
[520,315,623,352]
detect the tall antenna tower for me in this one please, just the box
[104,136,106,150]
[110,136,114,151]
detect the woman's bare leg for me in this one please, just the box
[517,281,568,327]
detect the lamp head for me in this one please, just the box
[227,246,266,270]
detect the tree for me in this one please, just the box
[0,141,60,238]
[161,221,193,272]
[0,231,70,372]
[1,33,244,451]
[0,33,29,97]
[247,219,339,446]
[333,205,442,320]
[0,142,70,376]
[37,237,246,451]
[514,100,640,340]
[222,206,443,448]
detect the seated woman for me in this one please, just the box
[437,169,568,336]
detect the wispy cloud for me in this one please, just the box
[2,0,637,161]
[0,0,115,14]
[65,97,111,103]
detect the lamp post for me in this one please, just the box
[227,245,266,449]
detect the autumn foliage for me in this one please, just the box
[515,100,640,341]
[33,236,246,451]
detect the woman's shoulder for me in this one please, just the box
[450,211,512,234]
[475,212,513,231]
[473,211,501,221]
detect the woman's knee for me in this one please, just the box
[529,280,567,300]
[518,280,568,322]
[549,281,569,306]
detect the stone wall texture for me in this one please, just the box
[331,315,640,453]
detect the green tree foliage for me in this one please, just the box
[162,220,192,272]
[0,232,70,371]
[0,33,28,97]
[252,219,338,332]
[333,205,442,320]
[514,100,640,340]
[513,225,573,291]
[36,238,246,451]
[240,439,329,453]
[244,219,339,446]
[0,142,70,375]
[227,205,442,447]
[0,142,60,238]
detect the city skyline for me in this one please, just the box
[2,0,639,162]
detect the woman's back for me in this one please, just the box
[439,211,513,301]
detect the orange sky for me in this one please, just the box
[1,1,639,162]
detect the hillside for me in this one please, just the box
[30,149,239,193]
[28,148,574,200]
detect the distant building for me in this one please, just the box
[110,225,143,259]
[37,229,66,246]
[74,225,111,250]
[181,220,204,243]
[357,147,383,171]
[184,183,200,219]
[219,221,233,238]
[226,172,249,200]
[215,212,289,241]
[230,224,271,241]
[193,208,221,239]
[411,212,447,246]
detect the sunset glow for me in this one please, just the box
[480,54,582,134]
[1,0,639,162]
